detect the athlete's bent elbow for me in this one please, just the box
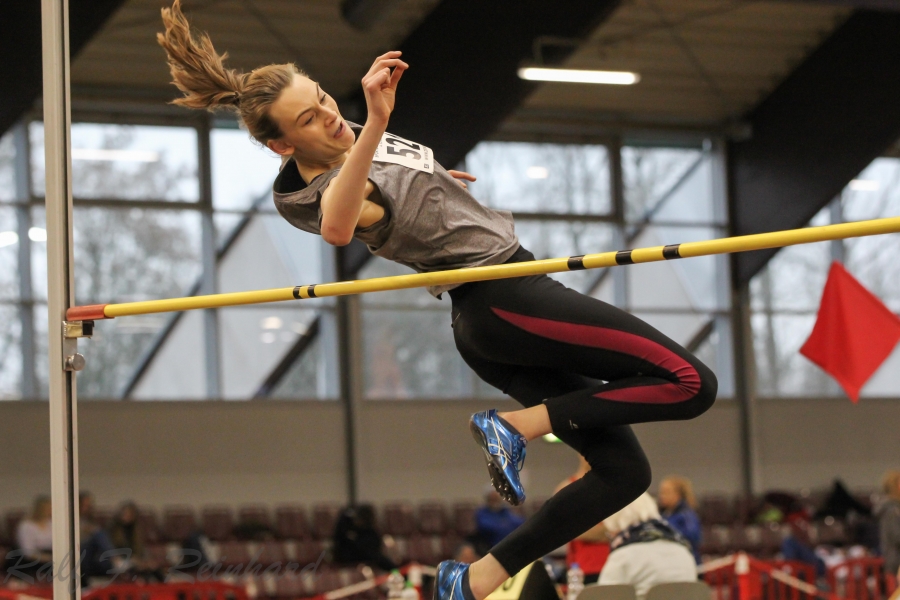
[321,225,353,247]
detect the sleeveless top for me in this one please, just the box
[272,122,519,297]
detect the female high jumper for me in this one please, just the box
[157,3,717,599]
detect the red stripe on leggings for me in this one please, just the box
[491,307,702,404]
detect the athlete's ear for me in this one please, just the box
[267,138,294,157]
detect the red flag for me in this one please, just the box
[800,261,900,402]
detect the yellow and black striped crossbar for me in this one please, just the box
[66,216,900,321]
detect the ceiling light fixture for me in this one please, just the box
[518,67,640,85]
[0,231,19,248]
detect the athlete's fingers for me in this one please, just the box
[363,68,390,91]
[388,64,406,89]
[367,51,401,72]
[364,58,407,79]
[448,170,476,182]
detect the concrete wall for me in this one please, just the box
[0,397,897,514]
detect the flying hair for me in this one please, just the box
[157,0,305,144]
[157,0,245,110]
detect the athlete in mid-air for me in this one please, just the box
[157,4,717,599]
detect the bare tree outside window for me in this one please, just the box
[0,132,14,201]
[29,125,202,398]
[622,147,703,223]
[466,142,611,214]
[1,130,22,396]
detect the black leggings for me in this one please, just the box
[448,247,718,576]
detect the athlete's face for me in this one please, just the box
[266,74,355,165]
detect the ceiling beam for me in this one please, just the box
[0,0,125,137]
[729,10,900,284]
[344,0,623,168]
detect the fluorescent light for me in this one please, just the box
[527,166,549,179]
[72,148,160,162]
[849,179,879,192]
[518,67,640,85]
[28,227,47,242]
[260,332,276,344]
[0,231,18,248]
[260,316,283,330]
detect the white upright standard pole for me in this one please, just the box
[41,0,82,597]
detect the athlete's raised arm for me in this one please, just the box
[320,51,407,246]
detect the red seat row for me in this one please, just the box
[141,533,462,571]
[700,520,849,557]
[696,491,875,526]
[0,497,546,546]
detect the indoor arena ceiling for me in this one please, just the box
[500,0,852,138]
[70,0,442,101]
[67,0,852,137]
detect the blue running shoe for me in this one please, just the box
[469,409,527,506]
[434,560,475,600]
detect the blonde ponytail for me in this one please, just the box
[157,0,245,111]
[157,1,302,144]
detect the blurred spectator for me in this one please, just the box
[471,489,524,557]
[333,504,397,571]
[453,542,480,564]
[658,475,701,564]
[556,457,610,583]
[755,502,784,525]
[108,501,165,582]
[780,513,826,578]
[80,534,119,587]
[878,470,900,579]
[180,530,213,572]
[8,495,54,580]
[755,491,804,526]
[599,493,697,600]
[79,491,120,587]
[108,502,146,560]
[80,491,97,530]
[816,479,871,520]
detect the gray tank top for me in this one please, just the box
[273,122,519,297]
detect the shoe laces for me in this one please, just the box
[489,417,526,472]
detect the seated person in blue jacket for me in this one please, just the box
[658,475,702,563]
[471,490,525,557]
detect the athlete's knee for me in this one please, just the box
[681,359,717,420]
[697,362,718,410]
[582,433,652,497]
[622,452,653,499]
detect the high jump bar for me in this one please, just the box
[67,215,900,321]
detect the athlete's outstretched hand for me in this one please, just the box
[362,51,408,125]
[448,170,477,189]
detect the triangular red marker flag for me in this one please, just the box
[800,261,900,402]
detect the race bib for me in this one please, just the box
[372,132,434,174]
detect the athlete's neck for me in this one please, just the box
[293,152,346,184]
[294,146,356,185]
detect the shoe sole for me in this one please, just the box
[469,419,525,506]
